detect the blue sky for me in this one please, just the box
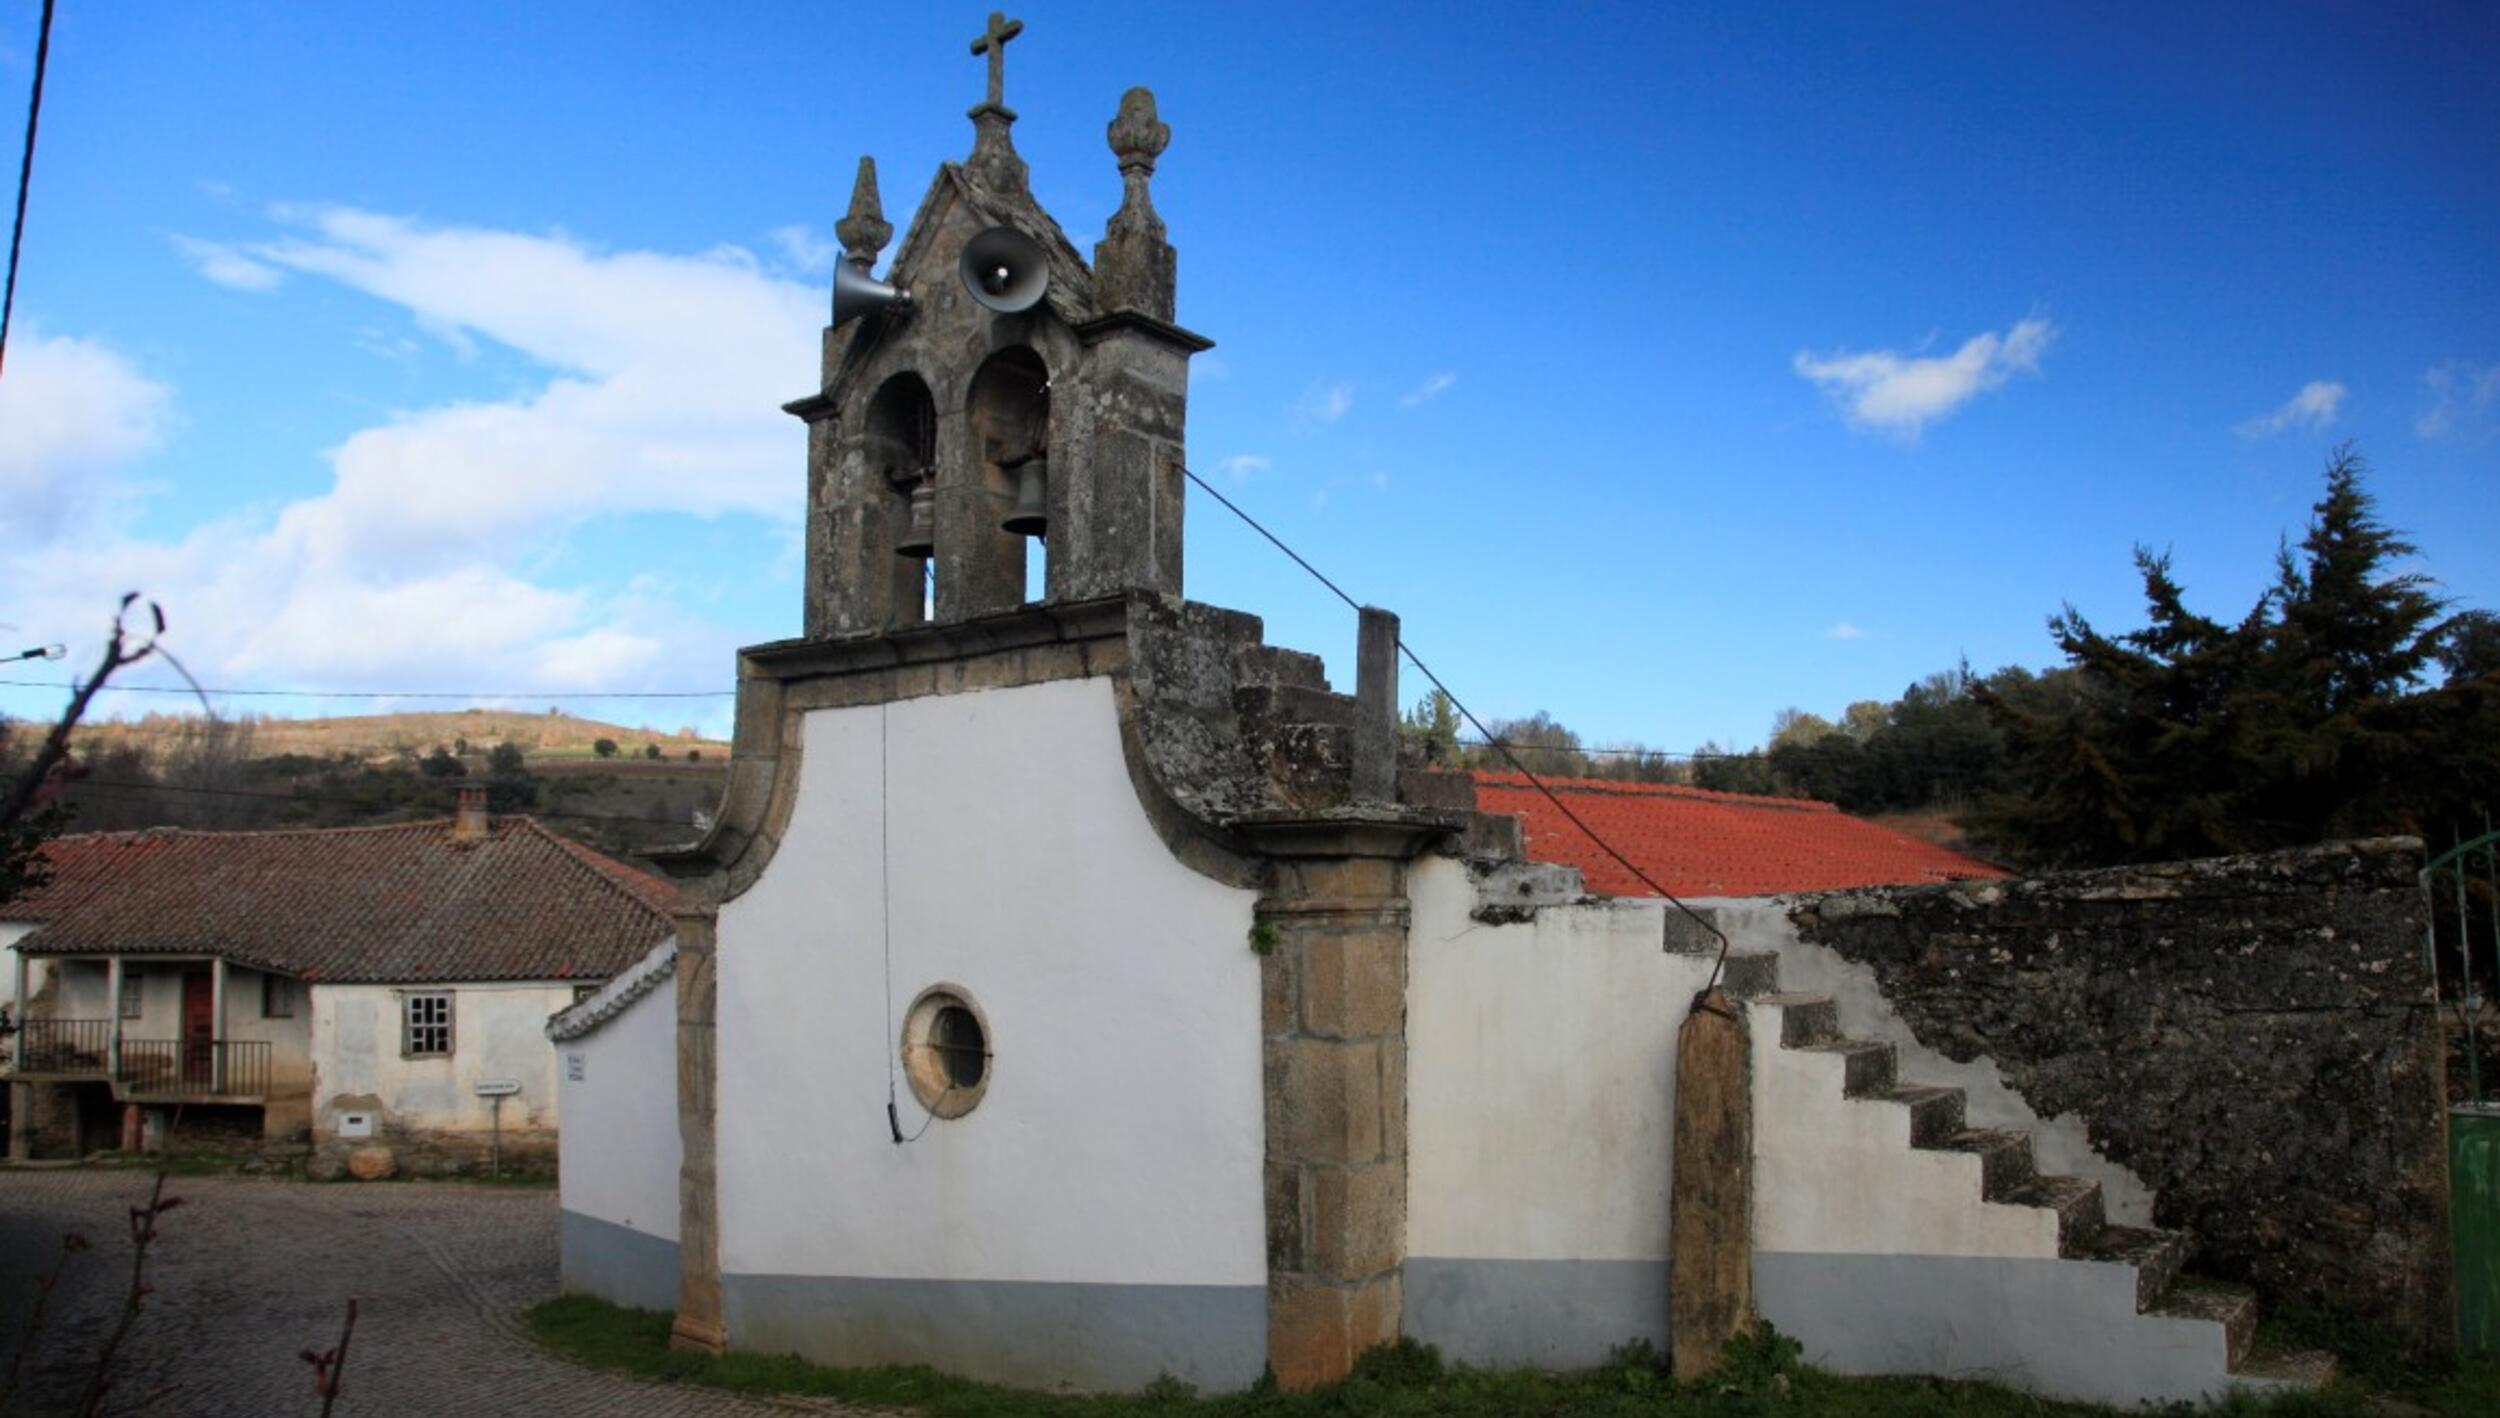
[0,2,2493,753]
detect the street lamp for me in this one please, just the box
[3,645,66,664]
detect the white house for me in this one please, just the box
[6,789,673,1173]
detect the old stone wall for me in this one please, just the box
[1788,839,2451,1352]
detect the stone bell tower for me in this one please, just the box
[789,12,1211,639]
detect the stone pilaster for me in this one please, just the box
[670,908,726,1354]
[1243,818,1439,1389]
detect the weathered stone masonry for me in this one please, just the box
[1787,838,2452,1352]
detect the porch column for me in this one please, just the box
[105,956,124,1077]
[210,957,227,1092]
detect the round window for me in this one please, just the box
[901,986,991,1119]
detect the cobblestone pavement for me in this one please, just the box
[0,1169,872,1417]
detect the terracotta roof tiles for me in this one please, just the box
[8,819,675,984]
[1471,771,2009,899]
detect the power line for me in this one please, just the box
[1181,466,1736,982]
[0,0,56,378]
[0,678,733,701]
[56,775,711,830]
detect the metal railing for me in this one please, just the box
[2427,820,2500,1105]
[11,1018,113,1074]
[114,1039,273,1098]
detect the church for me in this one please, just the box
[546,17,2400,1404]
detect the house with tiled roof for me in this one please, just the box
[3,788,674,1172]
[1468,771,2009,899]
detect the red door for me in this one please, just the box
[182,971,214,1085]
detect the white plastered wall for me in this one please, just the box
[556,970,681,1243]
[714,674,1265,1291]
[309,981,573,1139]
[1404,859,1718,1364]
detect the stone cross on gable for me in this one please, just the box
[970,11,1024,110]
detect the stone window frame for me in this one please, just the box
[401,990,454,1059]
[262,973,296,1019]
[899,984,991,1120]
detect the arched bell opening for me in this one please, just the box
[966,346,1050,606]
[865,371,938,626]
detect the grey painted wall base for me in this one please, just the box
[1756,1251,2277,1409]
[722,1272,1267,1393]
[560,1210,682,1315]
[1404,1257,1667,1370]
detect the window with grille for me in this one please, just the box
[119,971,144,1020]
[403,992,452,1057]
[263,974,296,1019]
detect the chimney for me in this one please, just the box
[453,786,489,843]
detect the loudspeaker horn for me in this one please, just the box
[833,259,912,327]
[958,226,1050,314]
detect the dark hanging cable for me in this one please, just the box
[1180,466,1737,988]
[0,0,58,379]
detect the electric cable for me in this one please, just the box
[0,679,733,700]
[1181,465,1739,989]
[49,775,709,830]
[0,0,55,379]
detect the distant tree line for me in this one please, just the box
[1404,448,2499,872]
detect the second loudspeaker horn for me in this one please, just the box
[959,226,1049,314]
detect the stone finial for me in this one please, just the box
[1092,86,1177,320]
[835,156,892,267]
[1105,86,1169,241]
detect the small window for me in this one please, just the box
[900,985,990,1120]
[119,971,144,1020]
[403,992,453,1057]
[262,975,297,1019]
[572,984,599,1005]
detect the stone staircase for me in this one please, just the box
[1720,943,2338,1403]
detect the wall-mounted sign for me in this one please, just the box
[474,1079,522,1097]
[338,1112,374,1138]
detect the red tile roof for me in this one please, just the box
[8,819,676,984]
[1471,771,2009,899]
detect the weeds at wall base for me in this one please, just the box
[523,1295,2500,1417]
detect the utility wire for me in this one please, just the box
[0,0,56,379]
[55,775,710,830]
[1181,466,1737,987]
[0,678,733,700]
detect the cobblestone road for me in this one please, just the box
[0,1170,868,1417]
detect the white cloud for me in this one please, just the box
[2235,379,2347,439]
[1398,372,1456,408]
[1793,316,2056,440]
[171,235,284,292]
[1293,379,1353,428]
[1823,622,1868,640]
[1216,454,1271,480]
[0,330,174,542]
[768,224,837,276]
[2417,361,2500,441]
[0,207,818,698]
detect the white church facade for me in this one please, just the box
[548,18,2340,1405]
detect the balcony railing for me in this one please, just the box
[5,1024,271,1098]
[117,1039,272,1098]
[12,1018,113,1073]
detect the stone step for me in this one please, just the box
[1882,1083,1967,1146]
[1998,1173,2105,1252]
[1717,951,1782,1000]
[1761,993,1839,1046]
[2072,1224,2194,1312]
[1235,682,1359,728]
[1461,810,1525,862]
[1235,642,1329,690]
[2233,1342,2338,1386]
[2149,1277,2260,1371]
[1801,1038,1896,1096]
[1934,1127,2036,1196]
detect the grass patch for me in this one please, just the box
[534,1294,2477,1417]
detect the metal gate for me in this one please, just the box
[2428,820,2500,1355]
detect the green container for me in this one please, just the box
[2455,1104,2500,1357]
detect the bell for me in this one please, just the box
[1001,458,1048,537]
[894,482,936,558]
